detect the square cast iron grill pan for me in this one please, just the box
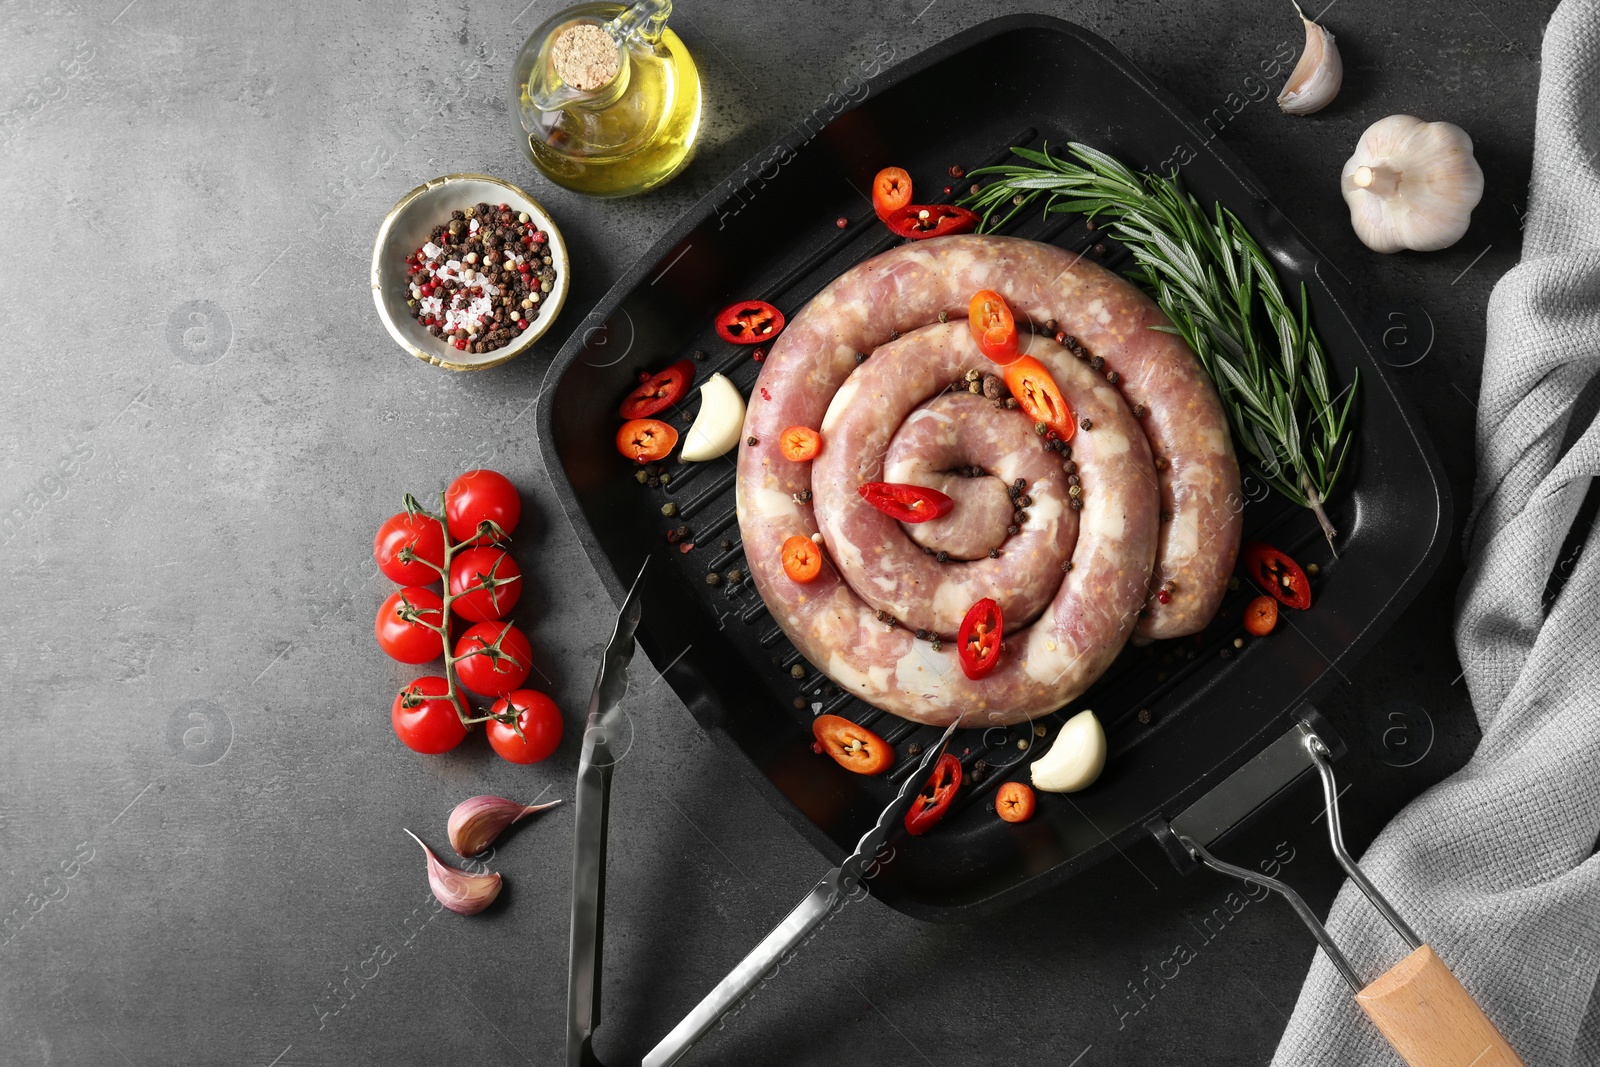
[535,14,1450,921]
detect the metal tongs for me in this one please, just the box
[566,560,958,1065]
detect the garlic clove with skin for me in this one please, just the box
[1278,1,1342,115]
[405,828,502,915]
[448,794,562,858]
[1341,115,1485,253]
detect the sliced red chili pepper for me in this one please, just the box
[969,289,1019,365]
[618,359,694,420]
[1003,356,1076,440]
[1241,541,1312,611]
[857,481,954,524]
[715,300,785,345]
[884,203,980,240]
[957,597,1003,680]
[905,752,962,836]
[995,781,1036,823]
[615,418,677,464]
[1243,594,1280,636]
[811,714,893,775]
[872,166,913,220]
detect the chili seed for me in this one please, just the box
[661,503,678,517]
[790,663,806,679]
[1234,637,1245,649]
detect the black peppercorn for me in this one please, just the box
[1080,417,1093,431]
[1137,708,1152,725]
[936,550,949,563]
[989,548,1000,559]
[854,351,868,363]
[1007,524,1020,535]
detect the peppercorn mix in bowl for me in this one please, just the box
[371,174,570,371]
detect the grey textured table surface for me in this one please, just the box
[0,1,1554,1064]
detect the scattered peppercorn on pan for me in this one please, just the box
[535,13,1450,921]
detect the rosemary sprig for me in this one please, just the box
[960,143,1357,551]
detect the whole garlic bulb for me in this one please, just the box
[1341,115,1485,253]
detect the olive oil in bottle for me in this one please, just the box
[512,0,701,198]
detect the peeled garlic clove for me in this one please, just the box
[679,373,746,462]
[405,828,502,915]
[1030,709,1106,793]
[1278,1,1342,115]
[1341,115,1485,253]
[448,794,562,858]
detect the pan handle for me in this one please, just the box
[1356,945,1524,1067]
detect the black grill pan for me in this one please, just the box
[535,14,1450,921]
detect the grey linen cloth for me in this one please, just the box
[1272,0,1600,1063]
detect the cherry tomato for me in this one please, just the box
[374,511,446,585]
[884,203,980,240]
[487,689,564,764]
[1244,594,1280,636]
[957,598,1003,680]
[995,781,1036,823]
[872,166,913,220]
[445,469,521,545]
[454,621,533,697]
[779,425,822,462]
[714,300,785,345]
[449,546,523,621]
[1004,356,1075,440]
[905,753,962,835]
[969,289,1020,365]
[781,534,824,584]
[391,676,466,754]
[811,714,894,775]
[619,360,695,420]
[1241,542,1312,610]
[375,587,446,664]
[857,481,954,523]
[616,418,678,464]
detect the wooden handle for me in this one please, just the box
[1356,945,1524,1067]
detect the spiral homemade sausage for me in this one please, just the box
[735,235,1240,726]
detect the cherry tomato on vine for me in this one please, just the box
[375,587,446,664]
[374,511,446,585]
[391,676,467,754]
[449,546,523,622]
[445,469,521,545]
[487,689,564,764]
[454,621,533,698]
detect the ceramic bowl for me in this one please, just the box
[371,173,570,372]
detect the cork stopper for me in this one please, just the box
[550,24,619,92]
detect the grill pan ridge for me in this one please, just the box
[535,14,1450,920]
